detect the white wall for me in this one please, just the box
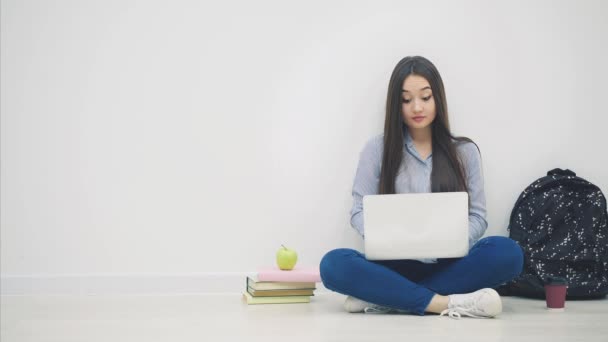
[2,0,607,293]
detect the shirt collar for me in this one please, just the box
[403,124,415,150]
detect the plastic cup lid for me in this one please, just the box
[545,276,568,285]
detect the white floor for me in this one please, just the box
[1,292,607,342]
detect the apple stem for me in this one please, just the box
[281,244,286,249]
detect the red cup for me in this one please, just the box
[544,276,568,311]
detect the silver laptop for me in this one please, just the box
[363,192,469,260]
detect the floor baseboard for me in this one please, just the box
[1,273,328,295]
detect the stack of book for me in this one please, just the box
[242,266,321,305]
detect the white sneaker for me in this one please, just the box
[440,288,502,319]
[343,296,405,314]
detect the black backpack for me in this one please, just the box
[497,168,608,299]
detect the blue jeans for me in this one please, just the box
[319,236,524,315]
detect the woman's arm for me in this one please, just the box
[350,135,384,237]
[459,142,489,248]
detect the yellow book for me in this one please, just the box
[242,291,311,305]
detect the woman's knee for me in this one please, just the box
[475,236,524,278]
[319,248,363,287]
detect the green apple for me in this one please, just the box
[276,244,298,270]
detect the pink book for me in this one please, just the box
[256,266,321,283]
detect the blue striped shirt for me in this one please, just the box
[350,128,488,262]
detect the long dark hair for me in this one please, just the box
[379,56,478,194]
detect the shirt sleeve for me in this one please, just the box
[350,135,383,237]
[459,142,488,249]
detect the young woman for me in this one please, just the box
[319,56,524,318]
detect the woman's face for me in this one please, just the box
[401,74,436,130]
